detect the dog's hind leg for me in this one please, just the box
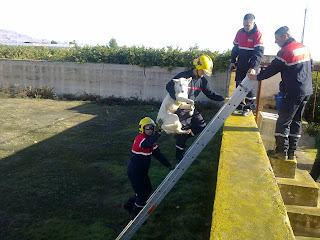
[176,129,191,134]
[175,121,191,134]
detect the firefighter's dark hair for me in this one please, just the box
[244,13,255,21]
[275,26,292,38]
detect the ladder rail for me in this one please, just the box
[115,77,256,240]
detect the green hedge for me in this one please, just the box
[0,44,231,72]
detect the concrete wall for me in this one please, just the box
[259,55,282,98]
[259,73,281,98]
[0,59,230,102]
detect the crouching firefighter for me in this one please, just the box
[123,117,174,219]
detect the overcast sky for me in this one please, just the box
[1,0,319,60]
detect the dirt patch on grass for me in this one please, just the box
[0,99,94,159]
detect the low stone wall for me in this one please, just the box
[210,113,295,239]
[209,74,295,239]
[0,59,229,102]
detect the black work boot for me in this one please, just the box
[242,109,250,117]
[122,199,134,215]
[288,151,296,160]
[233,108,242,114]
[267,150,288,160]
[175,148,185,164]
[130,205,143,220]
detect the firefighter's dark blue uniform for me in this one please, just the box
[166,69,224,161]
[257,38,313,155]
[125,131,172,219]
[231,24,264,111]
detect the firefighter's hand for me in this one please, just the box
[223,97,230,103]
[155,128,162,134]
[230,63,236,70]
[247,73,258,81]
[247,68,256,75]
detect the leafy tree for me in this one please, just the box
[108,38,118,48]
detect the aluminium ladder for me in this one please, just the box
[116,77,257,240]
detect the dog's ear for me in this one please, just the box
[187,77,192,83]
[173,79,179,83]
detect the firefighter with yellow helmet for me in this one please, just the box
[193,55,214,77]
[166,55,225,163]
[123,117,174,220]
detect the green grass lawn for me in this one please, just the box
[0,98,222,240]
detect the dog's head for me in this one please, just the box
[172,77,192,96]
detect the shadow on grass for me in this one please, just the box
[0,101,221,240]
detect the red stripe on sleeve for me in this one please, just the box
[189,87,202,91]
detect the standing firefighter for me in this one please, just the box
[123,117,174,219]
[248,26,313,160]
[230,13,264,116]
[166,55,225,163]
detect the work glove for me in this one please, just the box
[223,97,230,103]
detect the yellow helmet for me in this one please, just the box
[193,55,213,76]
[139,117,156,133]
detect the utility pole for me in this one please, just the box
[301,6,307,43]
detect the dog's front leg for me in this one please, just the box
[176,97,194,106]
[179,103,195,116]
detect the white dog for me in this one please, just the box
[156,77,194,134]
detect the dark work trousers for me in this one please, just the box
[175,108,206,161]
[235,70,257,111]
[275,95,309,154]
[126,171,152,219]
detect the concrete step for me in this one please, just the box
[286,205,320,237]
[269,157,296,178]
[295,236,320,240]
[277,169,319,207]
